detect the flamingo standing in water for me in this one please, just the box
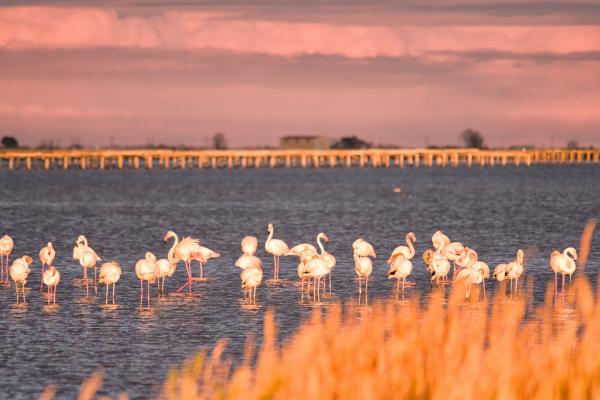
[241,236,259,255]
[135,252,159,308]
[315,233,336,293]
[42,266,60,305]
[73,236,101,296]
[241,264,263,304]
[163,231,206,294]
[39,242,55,292]
[387,232,416,263]
[550,247,577,296]
[352,238,376,258]
[455,266,485,300]
[195,245,221,279]
[506,249,525,294]
[0,234,14,283]
[265,223,289,280]
[10,256,32,303]
[425,249,451,284]
[493,264,508,282]
[296,248,316,300]
[388,255,413,293]
[354,253,373,295]
[442,242,465,275]
[98,261,121,304]
[306,253,330,302]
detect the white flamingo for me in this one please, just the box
[73,235,101,296]
[39,242,55,292]
[315,233,336,293]
[442,242,465,275]
[550,247,577,295]
[10,255,32,303]
[135,252,159,308]
[427,250,451,284]
[98,261,121,304]
[241,265,263,304]
[296,248,316,300]
[353,254,373,295]
[241,236,259,256]
[506,249,525,293]
[0,234,14,283]
[388,255,413,292]
[42,266,60,305]
[352,238,376,258]
[432,231,450,250]
[387,232,416,263]
[265,223,289,280]
[163,231,206,294]
[493,264,508,282]
[195,245,221,279]
[455,266,485,300]
[305,255,330,302]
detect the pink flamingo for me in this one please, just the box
[164,231,206,294]
[265,223,289,280]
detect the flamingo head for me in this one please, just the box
[407,232,416,242]
[163,230,176,242]
[47,242,53,250]
[23,255,33,265]
[423,249,433,263]
[516,249,524,264]
[267,223,273,233]
[145,252,157,262]
[322,233,330,242]
[565,247,578,260]
[76,235,86,244]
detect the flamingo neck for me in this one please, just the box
[167,233,179,262]
[266,227,274,246]
[406,234,415,258]
[317,233,325,255]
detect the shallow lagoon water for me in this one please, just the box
[0,165,599,398]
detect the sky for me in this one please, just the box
[1,0,599,148]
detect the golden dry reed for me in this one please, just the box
[46,221,600,399]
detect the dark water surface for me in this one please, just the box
[0,166,599,399]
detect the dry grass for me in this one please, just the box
[46,221,600,399]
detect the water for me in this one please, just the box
[0,165,599,398]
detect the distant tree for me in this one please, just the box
[461,128,485,149]
[332,136,372,149]
[566,140,579,149]
[1,136,19,149]
[212,132,227,150]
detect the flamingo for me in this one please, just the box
[315,233,336,293]
[353,254,373,295]
[163,231,206,294]
[352,238,376,258]
[388,255,413,293]
[493,264,508,282]
[441,242,465,275]
[428,250,451,284]
[39,242,55,292]
[506,249,525,293]
[305,254,330,302]
[135,252,159,308]
[286,242,318,257]
[195,245,221,279]
[455,266,485,300]
[432,231,450,250]
[387,232,416,263]
[73,235,101,296]
[550,247,577,295]
[456,248,489,297]
[98,261,121,304]
[241,236,259,256]
[241,265,263,304]
[296,248,316,300]
[265,223,289,280]
[0,234,14,283]
[42,266,60,305]
[10,255,32,303]
[235,254,263,270]
[423,249,435,274]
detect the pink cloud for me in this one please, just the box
[1,6,599,58]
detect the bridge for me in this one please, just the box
[0,148,598,171]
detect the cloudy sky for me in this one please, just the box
[1,0,599,147]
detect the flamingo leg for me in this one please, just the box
[112,283,116,305]
[47,284,50,305]
[358,276,362,294]
[23,282,26,303]
[482,278,486,299]
[147,281,151,308]
[105,284,109,304]
[140,279,143,307]
[94,266,98,294]
[366,276,369,294]
[40,263,45,292]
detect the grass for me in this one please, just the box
[51,221,600,399]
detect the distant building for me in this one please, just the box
[332,136,372,149]
[280,136,331,149]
